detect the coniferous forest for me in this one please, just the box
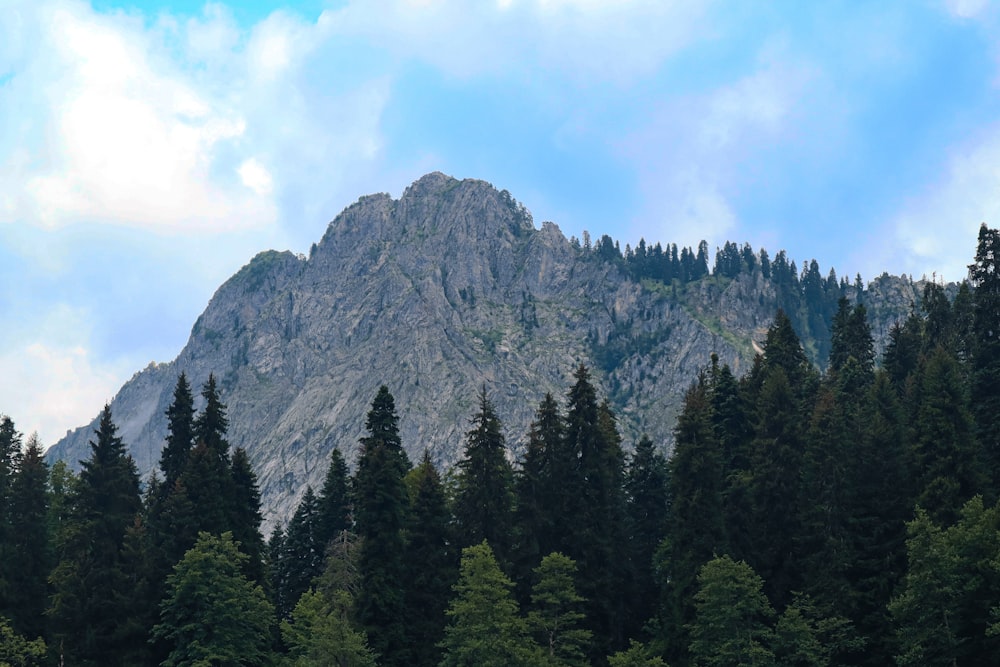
[3,225,1000,666]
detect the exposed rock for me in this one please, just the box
[47,173,924,526]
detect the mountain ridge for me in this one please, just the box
[47,172,926,525]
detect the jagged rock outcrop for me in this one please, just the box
[47,173,923,525]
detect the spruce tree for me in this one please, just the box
[8,433,49,640]
[688,555,775,667]
[403,451,455,667]
[353,386,410,667]
[439,541,539,667]
[527,552,592,667]
[194,373,230,458]
[970,224,1000,494]
[317,448,351,550]
[230,446,266,583]
[624,434,669,638]
[49,405,142,667]
[278,486,324,620]
[0,416,20,620]
[153,531,274,667]
[454,387,516,566]
[159,372,195,489]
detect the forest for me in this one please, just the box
[2,224,1000,666]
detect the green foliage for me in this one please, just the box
[48,405,141,667]
[7,434,49,640]
[527,552,592,666]
[153,531,274,667]
[317,448,351,549]
[454,388,516,565]
[688,555,775,667]
[280,589,376,667]
[404,451,455,667]
[439,541,540,667]
[889,497,1000,666]
[0,616,45,667]
[354,386,410,667]
[160,372,195,489]
[608,640,667,667]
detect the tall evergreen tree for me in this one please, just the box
[970,224,1000,494]
[513,393,562,594]
[565,366,629,659]
[454,388,516,567]
[403,451,455,667]
[624,435,669,639]
[688,555,775,667]
[911,346,985,524]
[153,531,274,667]
[8,433,49,640]
[527,552,592,667]
[439,541,539,667]
[159,372,195,489]
[662,375,725,662]
[353,386,410,667]
[0,416,21,620]
[317,448,352,550]
[230,446,266,583]
[277,486,324,620]
[49,405,142,667]
[194,373,230,458]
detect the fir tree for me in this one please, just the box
[439,541,540,667]
[970,224,1000,494]
[7,433,49,640]
[454,387,516,566]
[317,448,351,550]
[230,446,266,583]
[527,552,592,667]
[281,589,377,667]
[403,451,455,667]
[353,386,410,667]
[153,531,274,667]
[159,372,195,489]
[278,486,325,620]
[48,405,141,667]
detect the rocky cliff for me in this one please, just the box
[47,173,925,525]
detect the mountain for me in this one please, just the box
[47,172,926,525]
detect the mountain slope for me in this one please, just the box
[47,173,923,524]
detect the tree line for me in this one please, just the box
[2,224,1000,666]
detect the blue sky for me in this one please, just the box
[2,0,999,445]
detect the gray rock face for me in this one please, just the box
[47,173,922,526]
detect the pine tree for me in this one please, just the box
[281,589,376,667]
[7,434,50,640]
[278,486,325,620]
[564,365,629,658]
[353,386,410,667]
[317,448,351,550]
[454,387,516,566]
[403,451,455,667]
[911,346,985,524]
[439,541,540,667]
[527,552,592,666]
[153,531,274,667]
[970,224,1000,494]
[624,435,669,638]
[48,405,142,667]
[662,375,725,662]
[230,446,266,583]
[688,555,775,667]
[0,416,21,620]
[159,372,195,489]
[513,393,562,595]
[194,373,230,458]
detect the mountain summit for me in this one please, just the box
[47,173,922,523]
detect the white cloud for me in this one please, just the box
[888,126,1000,281]
[322,0,710,83]
[620,57,813,248]
[238,158,274,196]
[0,305,136,448]
[944,0,990,19]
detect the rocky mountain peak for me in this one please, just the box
[46,173,924,527]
